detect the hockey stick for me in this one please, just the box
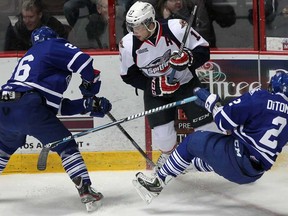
[37,95,198,171]
[168,5,198,84]
[107,112,155,168]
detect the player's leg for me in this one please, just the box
[152,121,177,170]
[134,131,247,203]
[0,99,28,175]
[21,93,102,212]
[31,118,103,212]
[144,91,177,170]
[133,131,210,203]
[0,132,25,175]
[171,79,217,172]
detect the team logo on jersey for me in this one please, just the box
[141,50,171,75]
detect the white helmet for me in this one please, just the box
[126,1,155,32]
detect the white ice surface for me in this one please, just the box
[1,169,288,216]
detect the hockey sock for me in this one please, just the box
[191,157,213,172]
[158,149,191,180]
[60,147,91,185]
[0,149,10,175]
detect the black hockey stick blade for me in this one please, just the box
[37,147,50,171]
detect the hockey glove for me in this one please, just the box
[151,75,180,97]
[169,48,193,71]
[79,69,101,97]
[83,96,112,117]
[194,87,220,113]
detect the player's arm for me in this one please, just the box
[54,45,102,98]
[79,68,102,98]
[121,64,148,90]
[119,36,148,90]
[193,87,231,134]
[188,46,210,70]
[168,20,210,72]
[194,87,254,134]
[59,97,112,117]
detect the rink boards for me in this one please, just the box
[1,53,288,174]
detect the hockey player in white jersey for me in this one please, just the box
[119,1,217,171]
[0,26,112,212]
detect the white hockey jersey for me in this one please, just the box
[119,19,209,88]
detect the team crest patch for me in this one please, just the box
[140,50,171,75]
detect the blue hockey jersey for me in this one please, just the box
[214,88,288,170]
[1,38,95,113]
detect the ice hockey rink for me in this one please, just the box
[1,166,288,216]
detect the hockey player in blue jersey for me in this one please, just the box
[119,1,218,171]
[133,70,288,204]
[0,26,112,212]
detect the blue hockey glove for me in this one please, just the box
[83,96,112,117]
[151,75,180,97]
[79,69,101,97]
[169,48,193,71]
[194,87,220,113]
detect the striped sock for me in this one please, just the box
[61,149,91,185]
[158,149,190,180]
[0,150,10,175]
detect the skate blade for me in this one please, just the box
[132,179,155,204]
[85,199,102,212]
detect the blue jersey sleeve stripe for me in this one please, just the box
[220,109,238,127]
[46,100,60,109]
[218,119,227,133]
[76,57,93,74]
[67,51,83,72]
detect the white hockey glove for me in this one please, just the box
[151,75,180,97]
[194,87,220,113]
[169,48,193,71]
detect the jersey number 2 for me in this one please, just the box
[259,116,286,149]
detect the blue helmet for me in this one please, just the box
[269,70,288,97]
[31,26,58,45]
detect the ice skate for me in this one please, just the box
[132,172,171,204]
[73,177,103,212]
